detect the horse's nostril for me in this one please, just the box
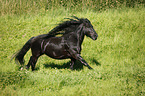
[96,34,98,38]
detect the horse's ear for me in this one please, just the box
[64,18,74,21]
[71,16,80,20]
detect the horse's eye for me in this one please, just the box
[85,23,89,27]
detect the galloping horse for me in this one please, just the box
[12,16,98,71]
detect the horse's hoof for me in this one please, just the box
[20,67,23,70]
[25,65,29,69]
[88,66,93,70]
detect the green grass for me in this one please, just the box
[0,7,145,96]
[0,0,144,15]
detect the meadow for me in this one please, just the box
[0,1,145,96]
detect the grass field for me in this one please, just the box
[0,6,145,96]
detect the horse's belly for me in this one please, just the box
[45,51,69,59]
[44,44,70,59]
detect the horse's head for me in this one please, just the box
[82,19,98,40]
[48,16,98,40]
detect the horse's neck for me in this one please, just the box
[64,25,78,32]
[64,24,85,46]
[76,26,85,46]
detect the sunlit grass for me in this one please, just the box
[0,7,145,95]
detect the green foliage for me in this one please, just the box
[0,7,145,96]
[0,0,144,15]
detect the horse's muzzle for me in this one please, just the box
[93,34,98,40]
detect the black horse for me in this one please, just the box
[12,16,98,71]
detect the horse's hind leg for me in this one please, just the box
[25,56,32,69]
[26,55,39,71]
[31,56,39,71]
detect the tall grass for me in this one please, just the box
[0,7,145,95]
[0,0,144,15]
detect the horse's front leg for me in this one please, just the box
[70,58,76,70]
[68,48,93,69]
[75,54,93,69]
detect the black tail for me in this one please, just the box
[12,37,34,66]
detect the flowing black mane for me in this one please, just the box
[47,16,89,36]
